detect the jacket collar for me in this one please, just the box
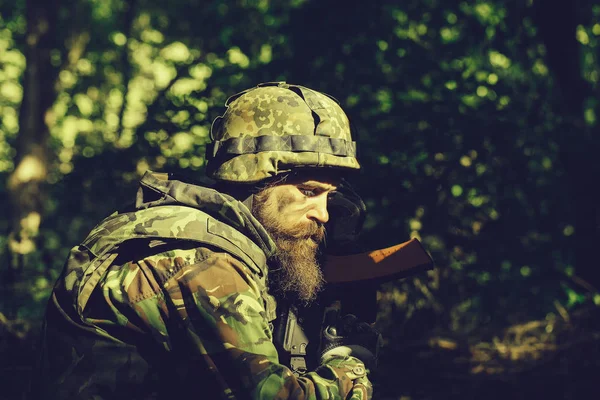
[136,171,277,258]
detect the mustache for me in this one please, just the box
[271,219,326,242]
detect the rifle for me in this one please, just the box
[274,237,434,375]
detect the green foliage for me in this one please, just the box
[1,0,600,398]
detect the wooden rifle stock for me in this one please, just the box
[323,238,434,284]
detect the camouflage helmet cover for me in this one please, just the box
[206,82,360,183]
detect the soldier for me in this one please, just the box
[36,82,381,399]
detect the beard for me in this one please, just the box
[252,189,326,306]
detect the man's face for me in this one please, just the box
[252,175,338,305]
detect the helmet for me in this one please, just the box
[205,82,360,183]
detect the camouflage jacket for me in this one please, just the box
[37,171,372,400]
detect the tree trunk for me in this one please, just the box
[533,0,600,290]
[5,0,59,285]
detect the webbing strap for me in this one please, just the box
[208,135,356,159]
[77,252,119,313]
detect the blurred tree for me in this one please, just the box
[533,0,600,290]
[5,0,58,293]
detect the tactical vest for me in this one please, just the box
[62,205,277,332]
[55,204,313,383]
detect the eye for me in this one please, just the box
[299,188,317,197]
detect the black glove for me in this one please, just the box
[326,179,366,255]
[319,306,383,371]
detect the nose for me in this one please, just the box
[305,194,329,224]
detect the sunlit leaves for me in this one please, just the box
[397,89,429,103]
[160,41,191,63]
[170,131,194,154]
[258,43,272,64]
[531,59,548,76]
[476,85,488,97]
[59,70,78,89]
[462,1,506,27]
[576,25,590,45]
[461,94,480,108]
[141,29,165,45]
[467,188,488,208]
[152,62,177,89]
[0,40,25,108]
[488,50,511,69]
[440,27,459,43]
[227,47,250,68]
[497,95,510,109]
[111,32,127,46]
[460,155,472,167]
[562,225,575,237]
[520,265,532,277]
[0,23,24,178]
[584,108,596,125]
[0,81,22,103]
[446,12,458,24]
[74,94,94,116]
[375,88,393,112]
[90,0,118,20]
[392,8,408,24]
[451,184,463,197]
[445,80,457,90]
[167,78,199,98]
[1,108,17,135]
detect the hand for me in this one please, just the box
[319,307,383,371]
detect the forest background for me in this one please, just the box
[1,0,599,399]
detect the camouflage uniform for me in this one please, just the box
[38,172,371,399]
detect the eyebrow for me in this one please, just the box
[299,180,337,191]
